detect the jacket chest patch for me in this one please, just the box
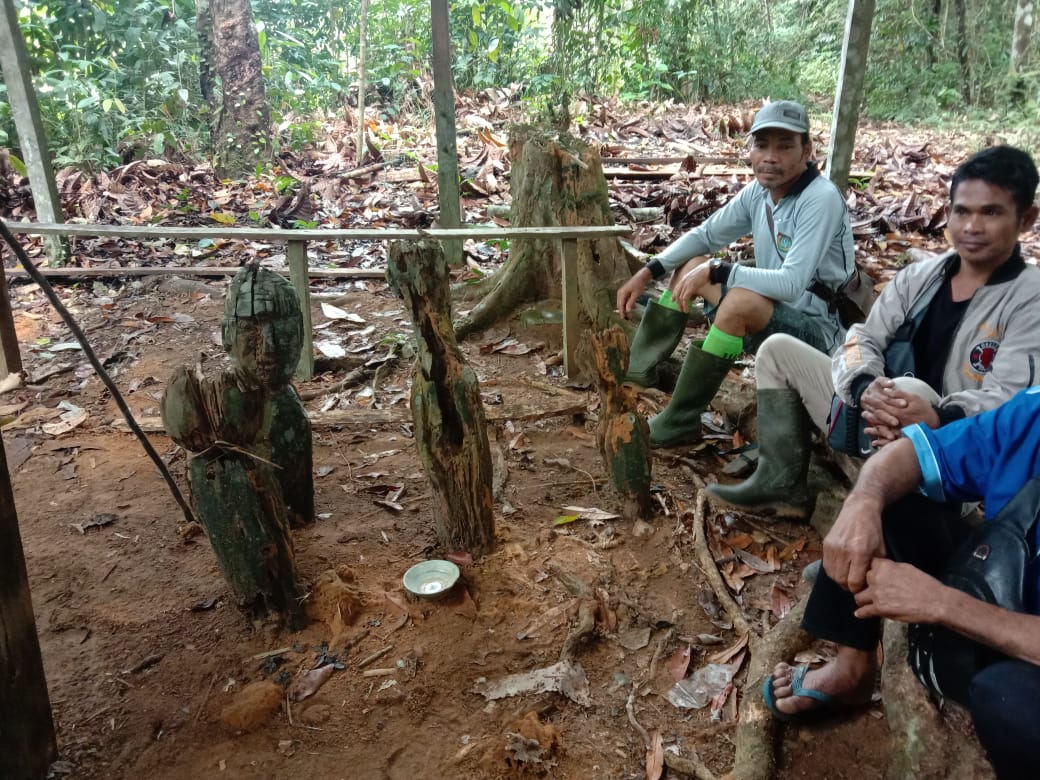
[776,233,792,252]
[969,340,1000,373]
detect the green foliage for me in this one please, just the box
[0,0,1037,171]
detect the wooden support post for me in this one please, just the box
[0,0,66,266]
[560,238,581,379]
[826,0,876,192]
[429,0,463,266]
[0,431,58,779]
[0,260,22,381]
[287,239,314,381]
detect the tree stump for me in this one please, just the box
[0,433,57,779]
[587,327,652,520]
[387,240,496,557]
[454,127,636,339]
[161,265,309,629]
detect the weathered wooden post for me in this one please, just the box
[387,240,496,557]
[0,431,58,779]
[161,265,311,628]
[589,327,652,520]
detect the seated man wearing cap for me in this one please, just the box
[617,100,855,448]
[707,145,1040,519]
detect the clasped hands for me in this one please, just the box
[860,377,940,447]
[823,492,943,624]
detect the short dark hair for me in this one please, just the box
[951,145,1039,216]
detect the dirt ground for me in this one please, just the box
[1,266,901,780]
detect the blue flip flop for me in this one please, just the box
[762,664,836,722]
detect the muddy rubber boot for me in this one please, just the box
[624,300,688,388]
[705,388,813,519]
[647,343,733,448]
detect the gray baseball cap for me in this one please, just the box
[750,100,810,134]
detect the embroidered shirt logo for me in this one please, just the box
[776,233,792,252]
[969,340,1000,373]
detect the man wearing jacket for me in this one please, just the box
[708,145,1040,518]
[616,100,855,448]
[764,387,1040,779]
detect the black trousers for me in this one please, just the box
[801,493,1040,779]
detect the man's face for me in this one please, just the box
[948,179,1038,270]
[749,129,811,197]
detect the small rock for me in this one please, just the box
[219,680,282,731]
[631,519,654,538]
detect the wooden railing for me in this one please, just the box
[6,223,630,379]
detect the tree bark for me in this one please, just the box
[387,240,496,557]
[209,0,271,177]
[826,0,876,193]
[454,128,630,340]
[953,0,972,102]
[429,0,462,265]
[355,0,370,166]
[1009,0,1035,101]
[0,432,58,779]
[588,328,652,520]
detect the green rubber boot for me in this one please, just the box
[648,343,733,448]
[706,388,813,519]
[624,300,688,388]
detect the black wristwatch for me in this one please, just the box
[708,258,723,284]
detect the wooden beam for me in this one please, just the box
[9,224,629,241]
[3,265,387,280]
[287,240,314,380]
[115,391,588,432]
[429,0,462,265]
[827,0,876,192]
[0,431,58,779]
[0,0,66,265]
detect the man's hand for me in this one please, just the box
[673,261,711,314]
[860,378,940,446]
[617,267,652,320]
[853,559,947,623]
[822,491,886,593]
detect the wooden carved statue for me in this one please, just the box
[589,327,653,520]
[386,240,496,557]
[161,264,313,628]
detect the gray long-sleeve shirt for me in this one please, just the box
[655,165,855,351]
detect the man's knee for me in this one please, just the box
[756,333,819,389]
[714,287,775,333]
[968,661,1040,778]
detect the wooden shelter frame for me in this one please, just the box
[4,223,629,380]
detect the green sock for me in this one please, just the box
[701,325,743,359]
[658,289,679,310]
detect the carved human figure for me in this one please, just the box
[161,265,312,627]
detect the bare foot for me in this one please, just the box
[769,649,876,717]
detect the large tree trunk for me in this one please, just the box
[208,0,270,177]
[0,432,58,779]
[455,128,630,341]
[388,240,496,557]
[1009,0,1035,101]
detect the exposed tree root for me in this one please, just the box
[691,489,811,780]
[881,622,994,779]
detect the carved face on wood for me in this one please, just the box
[223,267,303,388]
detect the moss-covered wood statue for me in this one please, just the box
[589,327,653,520]
[161,264,312,628]
[387,240,496,557]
